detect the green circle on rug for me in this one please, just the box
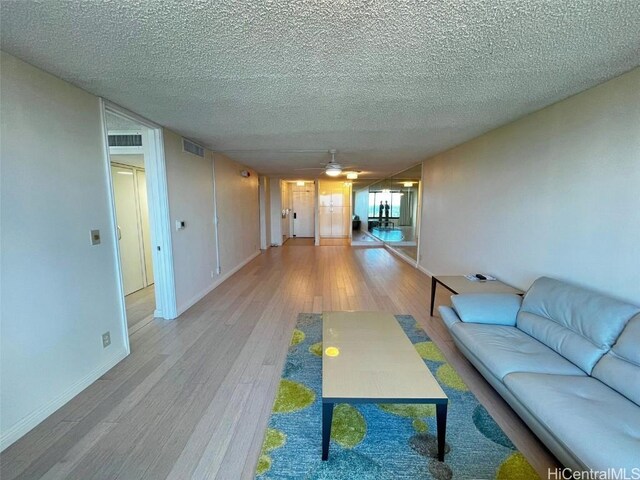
[309,342,323,357]
[256,428,286,475]
[331,404,367,448]
[412,419,428,433]
[256,454,271,475]
[262,428,286,452]
[273,379,315,413]
[436,363,468,391]
[378,403,435,418]
[415,341,446,362]
[496,452,538,480]
[290,329,305,346]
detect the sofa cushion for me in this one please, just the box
[450,322,584,381]
[592,313,640,406]
[451,293,521,326]
[503,372,640,470]
[517,277,639,374]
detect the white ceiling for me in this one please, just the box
[2,1,639,180]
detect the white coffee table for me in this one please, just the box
[322,311,448,461]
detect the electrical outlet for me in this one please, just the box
[102,331,111,348]
[90,229,101,245]
[211,270,214,278]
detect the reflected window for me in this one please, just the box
[368,191,402,217]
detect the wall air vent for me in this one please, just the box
[108,134,142,147]
[182,138,205,158]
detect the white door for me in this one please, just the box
[136,170,154,285]
[111,165,145,295]
[292,187,314,237]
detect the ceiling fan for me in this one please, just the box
[295,149,356,177]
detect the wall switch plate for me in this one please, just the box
[175,220,186,231]
[102,331,111,348]
[90,229,101,245]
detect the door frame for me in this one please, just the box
[100,99,178,329]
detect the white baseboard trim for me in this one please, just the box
[0,347,128,451]
[417,263,435,278]
[176,250,262,316]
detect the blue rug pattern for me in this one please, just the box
[256,313,537,479]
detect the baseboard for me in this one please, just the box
[417,263,434,278]
[0,347,128,451]
[176,250,262,316]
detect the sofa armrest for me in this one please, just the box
[438,305,463,328]
[451,293,522,326]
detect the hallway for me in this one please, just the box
[0,246,558,479]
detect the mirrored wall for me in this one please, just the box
[353,164,421,263]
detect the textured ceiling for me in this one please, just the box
[2,1,639,179]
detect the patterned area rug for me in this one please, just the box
[255,313,538,479]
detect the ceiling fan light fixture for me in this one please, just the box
[325,166,342,177]
[346,172,358,180]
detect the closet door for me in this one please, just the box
[319,207,332,236]
[136,170,154,285]
[111,165,145,295]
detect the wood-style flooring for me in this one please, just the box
[0,245,559,479]
[125,285,156,332]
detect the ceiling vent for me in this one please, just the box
[182,138,205,157]
[108,134,142,147]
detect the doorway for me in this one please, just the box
[292,183,315,237]
[102,101,177,340]
[110,162,155,331]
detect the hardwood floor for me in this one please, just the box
[0,245,559,479]
[125,285,156,332]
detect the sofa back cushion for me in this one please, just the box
[517,277,639,374]
[592,313,640,406]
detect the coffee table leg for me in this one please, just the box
[436,403,447,461]
[322,402,334,460]
[430,277,437,317]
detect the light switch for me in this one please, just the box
[90,229,101,245]
[176,220,186,231]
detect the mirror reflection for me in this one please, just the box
[352,164,421,262]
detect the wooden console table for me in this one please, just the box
[430,275,523,316]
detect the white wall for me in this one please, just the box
[419,68,640,304]
[354,188,370,231]
[0,52,128,448]
[164,130,218,314]
[259,176,271,250]
[213,154,260,274]
[281,181,291,242]
[269,178,283,246]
